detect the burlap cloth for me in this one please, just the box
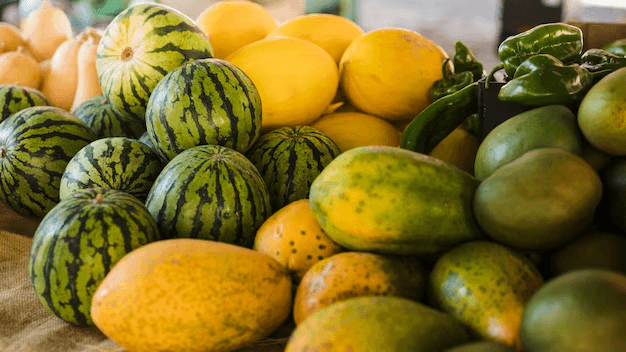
[0,201,291,352]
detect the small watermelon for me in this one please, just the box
[246,126,341,212]
[96,3,213,120]
[72,95,146,139]
[29,187,161,326]
[59,137,164,202]
[0,106,97,218]
[0,84,52,123]
[145,58,262,161]
[145,145,271,248]
[138,131,155,150]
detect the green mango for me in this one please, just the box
[446,341,516,352]
[474,148,602,250]
[521,269,626,352]
[474,104,584,180]
[548,231,626,277]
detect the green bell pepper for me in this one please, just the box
[497,54,593,107]
[453,41,485,81]
[581,48,626,81]
[428,58,474,102]
[486,23,583,87]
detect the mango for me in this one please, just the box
[292,251,426,325]
[309,145,484,256]
[429,241,543,350]
[286,296,471,352]
[446,341,516,352]
[520,269,626,352]
[474,104,583,181]
[90,239,292,352]
[474,148,602,250]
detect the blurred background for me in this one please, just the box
[2,0,626,71]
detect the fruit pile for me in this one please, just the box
[1,1,626,352]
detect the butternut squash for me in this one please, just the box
[0,46,41,89]
[21,0,73,62]
[71,36,102,112]
[0,22,26,54]
[41,37,83,110]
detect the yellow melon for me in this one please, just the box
[226,37,339,130]
[339,28,448,121]
[195,0,278,59]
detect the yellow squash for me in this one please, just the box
[0,47,41,89]
[0,22,26,54]
[70,36,102,112]
[21,0,73,62]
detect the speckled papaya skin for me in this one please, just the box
[309,145,484,256]
[428,241,544,351]
[293,251,426,325]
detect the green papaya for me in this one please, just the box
[474,148,602,250]
[309,145,484,256]
[429,241,543,350]
[474,105,583,181]
[520,269,626,352]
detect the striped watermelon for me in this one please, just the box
[72,95,146,139]
[145,58,261,161]
[29,187,160,326]
[59,137,164,202]
[0,84,51,123]
[0,106,97,218]
[96,3,214,120]
[145,145,271,248]
[246,126,341,212]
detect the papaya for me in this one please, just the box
[309,145,484,256]
[474,104,584,180]
[253,199,343,283]
[474,148,602,250]
[292,251,426,325]
[428,241,543,350]
[285,296,472,352]
[520,269,626,352]
[578,67,626,156]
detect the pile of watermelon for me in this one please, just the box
[0,3,339,328]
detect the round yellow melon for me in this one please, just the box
[430,127,480,175]
[339,28,448,121]
[195,0,279,59]
[225,37,339,130]
[254,199,343,282]
[311,111,403,151]
[266,13,364,64]
[91,238,292,352]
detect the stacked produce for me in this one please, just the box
[1,1,626,352]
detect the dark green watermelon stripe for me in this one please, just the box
[220,62,259,143]
[203,63,240,148]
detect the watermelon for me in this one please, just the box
[145,145,271,248]
[59,137,164,202]
[0,106,97,218]
[96,3,213,120]
[29,187,161,326]
[246,126,341,212]
[72,95,146,139]
[138,131,155,150]
[145,58,262,161]
[0,84,52,123]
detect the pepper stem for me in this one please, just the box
[441,58,453,84]
[485,62,505,89]
[0,146,6,158]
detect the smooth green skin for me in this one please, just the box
[578,67,626,156]
[309,146,484,256]
[601,38,626,57]
[474,148,603,250]
[548,231,626,277]
[520,270,626,352]
[453,41,485,81]
[474,104,583,181]
[446,341,515,352]
[286,296,471,352]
